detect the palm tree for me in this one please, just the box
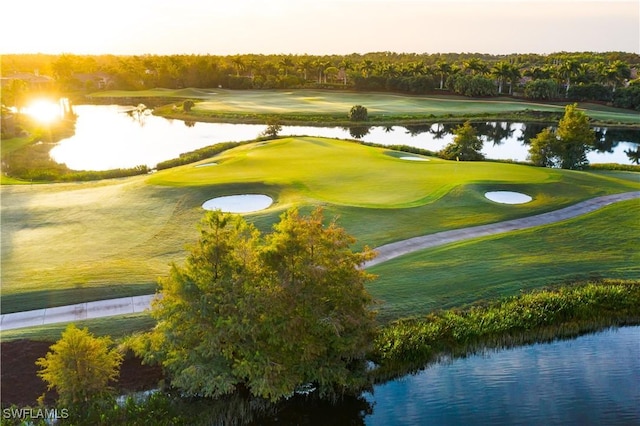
[406,61,426,77]
[278,56,294,77]
[435,60,452,90]
[605,60,631,92]
[339,58,353,85]
[360,59,375,78]
[379,62,399,79]
[297,58,312,81]
[558,59,580,97]
[231,55,245,77]
[506,64,522,95]
[625,146,640,164]
[247,59,259,80]
[463,58,488,76]
[574,63,595,85]
[320,60,333,83]
[491,61,512,94]
[524,66,552,80]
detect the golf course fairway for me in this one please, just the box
[2,137,639,314]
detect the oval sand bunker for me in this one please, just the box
[202,194,272,213]
[399,156,430,161]
[485,191,532,204]
[195,162,217,168]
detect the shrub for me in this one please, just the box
[36,324,123,405]
[348,105,368,122]
[612,82,640,110]
[523,79,560,100]
[567,83,612,102]
[182,99,195,112]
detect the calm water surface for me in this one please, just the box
[49,105,639,170]
[364,326,640,425]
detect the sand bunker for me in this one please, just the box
[399,156,430,161]
[202,194,272,213]
[485,191,532,204]
[195,162,217,168]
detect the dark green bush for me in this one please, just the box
[612,83,640,110]
[348,105,368,122]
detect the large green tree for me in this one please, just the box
[439,121,485,161]
[528,127,559,167]
[528,103,595,169]
[555,103,596,169]
[136,208,377,402]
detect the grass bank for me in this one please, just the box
[370,280,640,382]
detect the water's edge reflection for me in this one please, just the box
[363,326,639,425]
[49,105,640,170]
[126,327,638,425]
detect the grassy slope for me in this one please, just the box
[150,137,560,208]
[2,138,638,313]
[368,200,640,321]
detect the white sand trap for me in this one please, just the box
[202,194,272,213]
[485,191,532,204]
[195,162,217,168]
[399,156,430,161]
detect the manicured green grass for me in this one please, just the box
[93,88,640,125]
[150,137,555,208]
[0,313,155,342]
[190,91,564,116]
[367,200,640,321]
[2,137,638,313]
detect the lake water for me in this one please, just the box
[120,326,639,424]
[363,326,640,425]
[49,105,640,170]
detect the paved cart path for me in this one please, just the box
[2,191,639,331]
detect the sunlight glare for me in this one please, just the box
[24,99,63,123]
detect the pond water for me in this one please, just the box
[362,326,640,425]
[48,105,640,170]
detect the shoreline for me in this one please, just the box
[152,107,640,129]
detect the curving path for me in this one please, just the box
[364,191,640,268]
[2,192,639,331]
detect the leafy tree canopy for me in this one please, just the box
[528,103,595,169]
[36,324,123,405]
[135,208,377,402]
[439,121,485,161]
[260,118,283,138]
[348,105,369,121]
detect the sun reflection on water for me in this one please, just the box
[21,98,68,123]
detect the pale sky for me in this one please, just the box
[1,0,638,55]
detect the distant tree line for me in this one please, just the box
[2,52,639,108]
